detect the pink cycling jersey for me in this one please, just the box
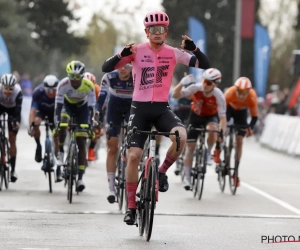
[115,42,197,102]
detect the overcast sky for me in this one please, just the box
[69,0,297,43]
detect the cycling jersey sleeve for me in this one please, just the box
[31,88,39,110]
[14,91,23,123]
[55,81,65,105]
[180,83,202,98]
[54,103,63,125]
[87,84,96,108]
[215,88,226,118]
[114,54,135,69]
[249,91,258,129]
[174,48,210,69]
[249,90,259,117]
[102,51,135,72]
[96,74,109,112]
[54,81,65,124]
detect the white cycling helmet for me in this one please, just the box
[202,68,222,84]
[1,74,17,87]
[43,75,59,88]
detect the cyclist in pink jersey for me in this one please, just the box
[102,11,211,225]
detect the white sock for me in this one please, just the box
[107,172,115,192]
[207,144,213,155]
[184,166,191,182]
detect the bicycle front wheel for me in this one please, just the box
[116,153,124,211]
[45,139,53,193]
[145,159,157,242]
[228,144,238,195]
[0,142,5,191]
[197,145,207,200]
[68,143,76,203]
[4,138,10,190]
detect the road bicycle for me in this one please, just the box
[127,126,180,241]
[216,124,249,195]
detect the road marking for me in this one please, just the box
[1,209,300,219]
[19,248,50,250]
[241,182,300,215]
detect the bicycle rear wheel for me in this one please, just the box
[197,145,207,200]
[45,139,53,193]
[145,160,157,241]
[228,144,238,195]
[192,147,200,197]
[68,143,76,203]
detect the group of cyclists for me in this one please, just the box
[0,10,259,226]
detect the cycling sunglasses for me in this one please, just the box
[203,79,215,86]
[45,87,57,93]
[237,89,250,95]
[68,73,83,80]
[124,64,132,69]
[3,86,14,91]
[147,25,168,34]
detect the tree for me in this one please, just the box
[162,0,241,88]
[259,0,298,89]
[18,0,87,53]
[0,0,43,75]
[63,14,118,80]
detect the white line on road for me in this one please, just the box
[19,248,50,250]
[1,209,300,219]
[241,182,300,215]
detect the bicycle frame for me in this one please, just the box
[43,117,55,169]
[143,134,159,201]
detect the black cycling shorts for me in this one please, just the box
[187,111,219,141]
[128,101,185,149]
[226,105,248,136]
[174,109,191,126]
[36,110,55,131]
[106,99,131,137]
[0,106,19,134]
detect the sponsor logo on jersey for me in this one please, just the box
[140,65,169,90]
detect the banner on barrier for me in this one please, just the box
[188,17,206,83]
[254,24,271,98]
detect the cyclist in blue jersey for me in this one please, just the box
[28,75,62,181]
[96,64,133,203]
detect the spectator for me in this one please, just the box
[12,71,21,83]
[275,91,287,114]
[290,94,300,116]
[20,73,33,96]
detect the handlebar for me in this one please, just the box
[127,126,181,152]
[227,124,250,129]
[187,124,220,134]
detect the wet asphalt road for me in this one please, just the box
[0,129,300,249]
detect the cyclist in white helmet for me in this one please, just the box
[0,74,23,182]
[28,75,62,181]
[173,68,227,190]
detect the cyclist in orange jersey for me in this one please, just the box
[214,77,258,187]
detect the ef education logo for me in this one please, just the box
[261,235,300,244]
